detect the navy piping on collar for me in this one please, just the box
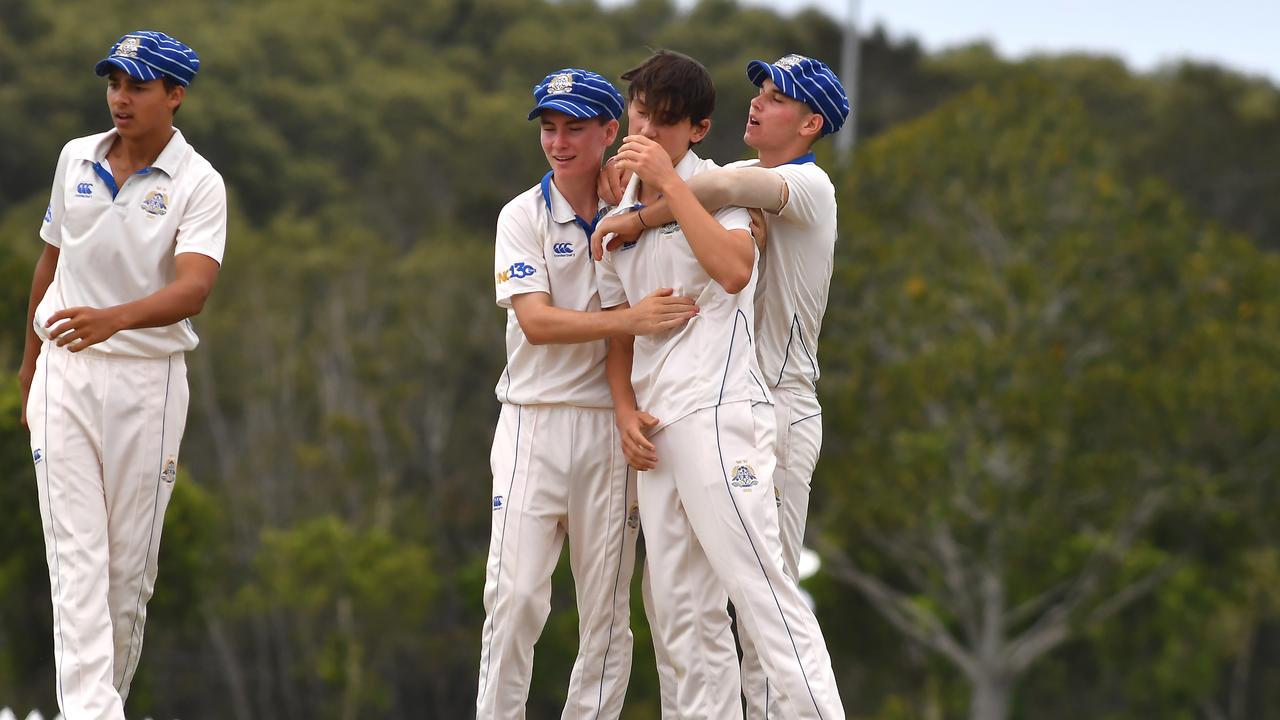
[541,171,605,242]
[92,161,153,200]
[784,152,817,166]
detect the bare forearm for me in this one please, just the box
[637,168,788,228]
[22,247,58,368]
[518,304,635,345]
[605,332,639,416]
[113,278,212,332]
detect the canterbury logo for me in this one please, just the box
[75,182,94,197]
[552,242,574,257]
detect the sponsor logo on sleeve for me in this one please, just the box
[497,262,537,284]
[44,205,52,223]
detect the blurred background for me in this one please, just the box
[1,0,1278,718]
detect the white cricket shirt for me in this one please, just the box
[35,128,227,358]
[596,150,772,432]
[493,172,613,408]
[730,156,837,395]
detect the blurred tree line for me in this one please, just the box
[1,0,1277,718]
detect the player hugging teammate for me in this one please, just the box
[481,49,851,720]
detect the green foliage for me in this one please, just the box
[0,0,1278,717]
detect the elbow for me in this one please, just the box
[718,266,753,295]
[520,319,553,345]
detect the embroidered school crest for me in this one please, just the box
[627,503,640,529]
[729,461,758,489]
[548,73,574,95]
[775,54,805,69]
[161,457,178,484]
[117,36,142,58]
[658,221,680,235]
[774,484,782,509]
[140,190,169,216]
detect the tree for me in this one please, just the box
[814,78,1280,719]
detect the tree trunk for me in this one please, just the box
[969,671,1012,720]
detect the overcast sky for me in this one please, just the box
[605,0,1280,82]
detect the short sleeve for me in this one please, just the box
[772,164,832,226]
[39,144,72,248]
[713,204,753,234]
[494,201,549,308]
[595,252,627,310]
[175,171,228,264]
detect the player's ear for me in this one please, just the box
[166,84,185,114]
[800,112,823,140]
[690,118,711,144]
[603,118,621,146]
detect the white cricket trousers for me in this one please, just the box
[740,389,824,719]
[642,401,843,720]
[477,403,639,719]
[26,341,189,720]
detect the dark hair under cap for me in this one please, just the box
[620,50,715,127]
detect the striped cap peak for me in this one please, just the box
[747,54,850,136]
[95,30,200,86]
[528,68,625,121]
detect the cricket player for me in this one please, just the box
[593,54,850,719]
[17,31,226,719]
[596,50,845,720]
[476,68,698,719]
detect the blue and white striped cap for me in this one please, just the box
[94,31,200,86]
[747,54,850,136]
[528,68,625,121]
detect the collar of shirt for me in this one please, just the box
[72,127,190,179]
[540,170,608,238]
[784,151,816,166]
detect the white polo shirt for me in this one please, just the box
[493,172,613,409]
[729,156,836,396]
[596,150,771,432]
[35,127,227,358]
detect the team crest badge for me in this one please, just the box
[162,457,178,484]
[729,461,759,489]
[774,484,782,508]
[548,73,574,95]
[141,190,169,216]
[117,36,142,58]
[775,54,805,69]
[627,503,640,529]
[658,221,680,235]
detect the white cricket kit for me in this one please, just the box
[731,156,839,720]
[477,173,639,720]
[597,151,844,720]
[27,128,225,718]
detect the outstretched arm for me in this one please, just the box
[511,288,697,345]
[592,165,788,258]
